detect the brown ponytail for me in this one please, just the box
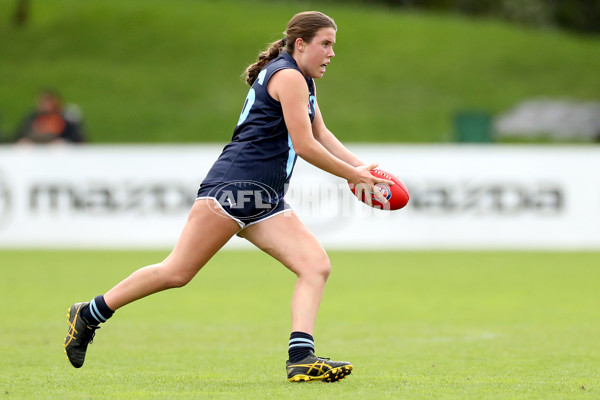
[245,39,286,86]
[244,11,337,86]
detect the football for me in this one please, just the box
[349,168,409,210]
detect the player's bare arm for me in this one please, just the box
[269,69,391,196]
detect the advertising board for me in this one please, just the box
[0,145,598,250]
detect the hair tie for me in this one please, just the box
[281,37,287,46]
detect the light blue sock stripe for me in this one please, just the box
[288,343,315,349]
[90,300,107,322]
[289,338,314,346]
[92,300,107,322]
[88,303,101,322]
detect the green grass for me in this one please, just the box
[1,0,599,143]
[0,250,598,399]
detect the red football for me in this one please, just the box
[349,169,409,210]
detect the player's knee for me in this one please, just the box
[318,257,331,282]
[298,250,331,282]
[166,272,193,288]
[319,252,332,280]
[159,263,195,289]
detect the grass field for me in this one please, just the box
[1,0,599,143]
[0,250,598,399]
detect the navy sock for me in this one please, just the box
[288,331,315,363]
[81,295,114,325]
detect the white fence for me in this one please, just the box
[0,144,598,250]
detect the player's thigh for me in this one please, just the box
[163,199,240,275]
[238,211,330,276]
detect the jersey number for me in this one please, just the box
[237,69,267,126]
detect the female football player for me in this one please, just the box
[64,11,392,382]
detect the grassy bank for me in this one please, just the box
[1,0,599,143]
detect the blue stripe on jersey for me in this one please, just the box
[286,134,296,179]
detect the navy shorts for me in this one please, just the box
[196,181,291,229]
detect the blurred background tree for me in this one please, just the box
[375,0,600,33]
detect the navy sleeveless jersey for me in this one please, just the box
[200,52,316,201]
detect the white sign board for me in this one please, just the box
[0,145,598,250]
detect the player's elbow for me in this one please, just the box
[292,140,318,160]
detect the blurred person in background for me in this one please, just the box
[14,89,85,144]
